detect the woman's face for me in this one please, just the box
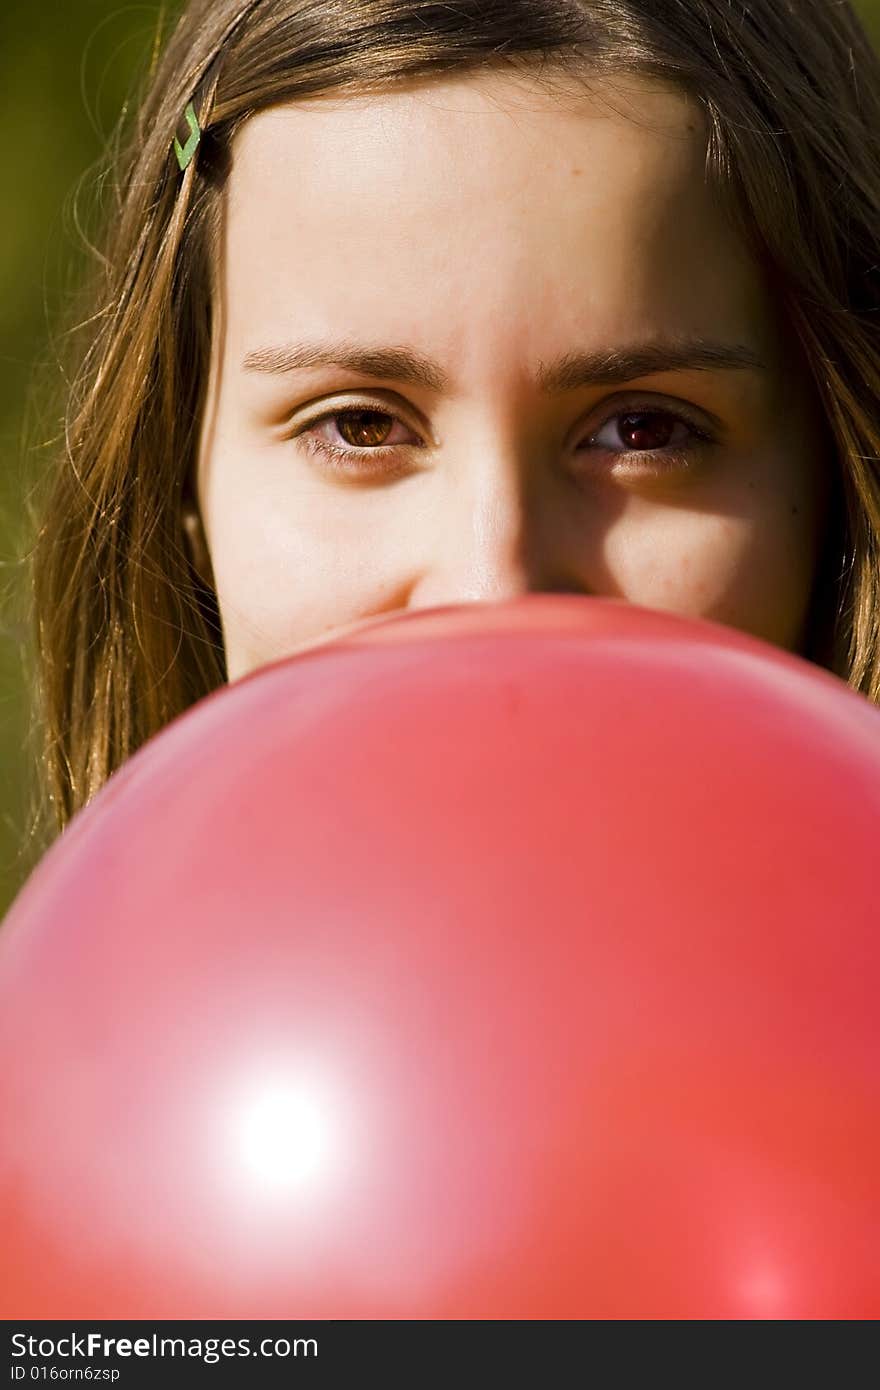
[191,67,833,680]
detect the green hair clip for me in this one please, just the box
[173,101,201,172]
[171,2,264,173]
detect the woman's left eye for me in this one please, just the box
[583,408,714,472]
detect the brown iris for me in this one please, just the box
[616,412,675,451]
[335,410,395,449]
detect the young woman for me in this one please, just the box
[26,0,880,844]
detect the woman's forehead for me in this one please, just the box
[216,69,775,386]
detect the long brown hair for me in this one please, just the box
[21,0,880,860]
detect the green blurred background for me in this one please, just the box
[1,0,879,918]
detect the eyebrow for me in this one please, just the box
[241,336,767,393]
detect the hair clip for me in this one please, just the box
[170,2,264,174]
[173,101,201,172]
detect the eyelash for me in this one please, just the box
[291,398,716,479]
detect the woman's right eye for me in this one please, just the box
[292,406,422,478]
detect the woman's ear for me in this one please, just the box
[181,497,215,590]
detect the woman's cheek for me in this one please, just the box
[599,508,745,616]
[671,509,820,650]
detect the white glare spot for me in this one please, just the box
[236,1078,333,1193]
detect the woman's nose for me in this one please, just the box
[407,445,584,608]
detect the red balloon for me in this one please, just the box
[2,595,879,1318]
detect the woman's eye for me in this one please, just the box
[583,408,713,473]
[294,406,420,478]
